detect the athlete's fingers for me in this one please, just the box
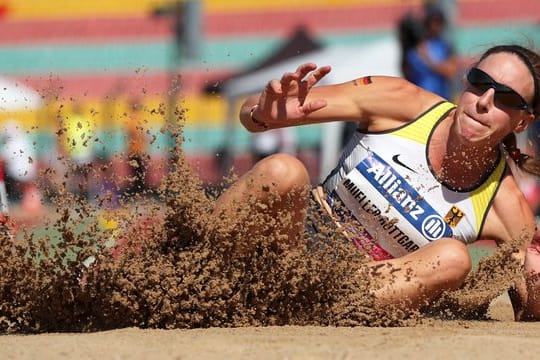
[280,71,300,93]
[305,65,332,88]
[266,79,282,94]
[295,63,318,80]
[280,71,299,85]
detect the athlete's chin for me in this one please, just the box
[458,129,490,145]
[457,115,490,144]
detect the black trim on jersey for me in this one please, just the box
[475,163,507,241]
[425,111,503,193]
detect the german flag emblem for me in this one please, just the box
[361,76,372,85]
[444,205,464,227]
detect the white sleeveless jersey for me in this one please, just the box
[322,101,506,259]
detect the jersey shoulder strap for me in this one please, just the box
[392,101,456,145]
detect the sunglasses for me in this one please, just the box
[466,67,533,113]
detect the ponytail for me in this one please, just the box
[502,133,540,177]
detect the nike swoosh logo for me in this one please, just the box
[392,154,416,173]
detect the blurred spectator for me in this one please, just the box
[397,10,425,81]
[0,120,42,213]
[398,2,458,100]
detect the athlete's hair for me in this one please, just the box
[503,132,540,177]
[477,44,540,177]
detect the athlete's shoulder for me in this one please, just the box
[482,172,536,245]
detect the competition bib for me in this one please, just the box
[335,151,453,258]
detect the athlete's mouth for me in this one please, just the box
[463,111,488,127]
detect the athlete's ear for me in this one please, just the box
[514,112,535,133]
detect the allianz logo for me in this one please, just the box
[361,158,450,241]
[365,162,425,220]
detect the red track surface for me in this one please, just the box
[0,1,537,44]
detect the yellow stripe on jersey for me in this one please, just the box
[470,156,506,235]
[393,102,456,144]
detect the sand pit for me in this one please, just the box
[1,295,539,360]
[1,107,538,358]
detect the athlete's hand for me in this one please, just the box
[253,63,331,127]
[516,230,540,320]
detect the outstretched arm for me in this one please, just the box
[484,175,538,320]
[240,63,442,133]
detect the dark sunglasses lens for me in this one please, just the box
[467,68,528,110]
[473,83,492,93]
[467,68,491,85]
[467,71,492,93]
[496,91,526,108]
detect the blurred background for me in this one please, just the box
[0,0,538,217]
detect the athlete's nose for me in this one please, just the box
[476,87,495,113]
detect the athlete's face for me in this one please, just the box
[454,52,535,146]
